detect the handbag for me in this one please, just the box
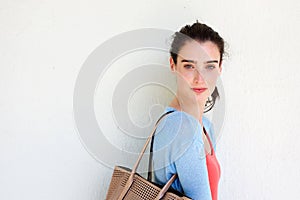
[106,111,191,200]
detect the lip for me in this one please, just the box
[191,88,208,94]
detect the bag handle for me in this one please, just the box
[148,111,175,181]
[154,173,177,200]
[118,110,176,200]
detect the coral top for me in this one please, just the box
[204,127,221,200]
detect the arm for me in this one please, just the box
[174,130,212,200]
[154,111,212,199]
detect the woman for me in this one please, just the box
[152,21,225,200]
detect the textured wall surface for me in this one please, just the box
[0,0,299,199]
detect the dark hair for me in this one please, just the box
[170,21,226,112]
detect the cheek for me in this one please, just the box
[176,72,194,87]
[206,75,219,94]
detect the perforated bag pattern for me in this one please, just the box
[105,111,191,200]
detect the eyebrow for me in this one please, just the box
[181,59,196,64]
[181,59,219,64]
[205,60,219,64]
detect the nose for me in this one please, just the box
[193,68,205,84]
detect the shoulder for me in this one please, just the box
[156,109,199,137]
[154,108,203,153]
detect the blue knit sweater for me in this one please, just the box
[153,106,217,200]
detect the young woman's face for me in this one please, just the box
[170,40,222,107]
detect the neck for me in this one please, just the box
[169,97,204,127]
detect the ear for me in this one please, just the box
[169,57,176,72]
[219,60,223,73]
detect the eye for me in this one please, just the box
[205,65,216,70]
[184,64,195,69]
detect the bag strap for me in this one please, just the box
[148,110,175,181]
[154,173,177,200]
[118,110,176,200]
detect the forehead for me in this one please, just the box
[177,40,220,62]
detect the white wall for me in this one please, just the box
[1,0,299,199]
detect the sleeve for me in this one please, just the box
[174,129,212,200]
[154,111,213,200]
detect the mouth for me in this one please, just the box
[191,88,208,94]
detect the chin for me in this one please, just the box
[196,95,209,104]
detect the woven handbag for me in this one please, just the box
[106,111,191,200]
